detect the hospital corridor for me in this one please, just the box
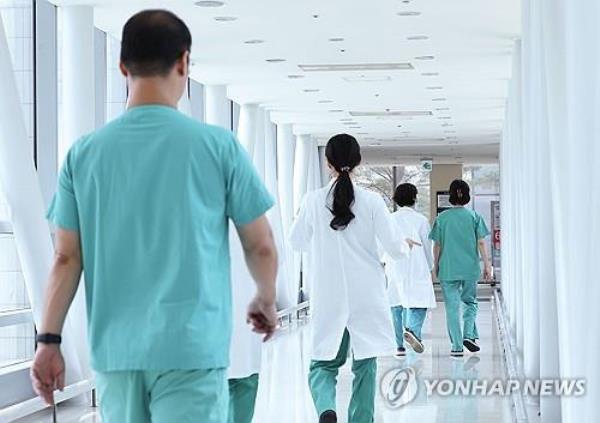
[0,1,597,423]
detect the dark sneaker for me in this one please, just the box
[394,347,407,358]
[404,329,425,354]
[450,350,464,357]
[463,339,481,353]
[319,410,337,423]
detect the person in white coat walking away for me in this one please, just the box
[289,134,416,423]
[384,183,437,357]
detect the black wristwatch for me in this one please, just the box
[36,333,62,345]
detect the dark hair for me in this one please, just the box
[449,179,471,205]
[393,183,418,207]
[120,10,192,77]
[325,134,362,230]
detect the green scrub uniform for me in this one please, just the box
[309,329,377,423]
[228,374,259,423]
[429,207,490,352]
[47,105,274,421]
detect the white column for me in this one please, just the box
[252,109,266,179]
[177,79,192,117]
[276,124,295,233]
[237,103,258,155]
[60,6,95,162]
[204,85,230,129]
[0,14,84,383]
[293,134,311,214]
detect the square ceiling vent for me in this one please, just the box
[298,63,413,72]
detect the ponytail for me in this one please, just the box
[325,134,362,230]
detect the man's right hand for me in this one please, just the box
[247,295,278,342]
[30,344,65,406]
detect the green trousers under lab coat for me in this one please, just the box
[228,373,259,423]
[309,329,377,423]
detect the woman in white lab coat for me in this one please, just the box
[384,183,436,357]
[289,134,413,423]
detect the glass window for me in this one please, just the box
[0,0,35,369]
[464,164,500,260]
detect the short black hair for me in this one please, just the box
[393,183,418,207]
[449,179,471,205]
[120,10,192,77]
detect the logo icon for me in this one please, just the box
[380,367,418,408]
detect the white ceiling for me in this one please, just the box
[52,0,521,165]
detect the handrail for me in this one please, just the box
[0,220,12,235]
[493,289,529,423]
[0,309,33,328]
[0,379,93,423]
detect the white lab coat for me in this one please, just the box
[384,207,436,309]
[228,208,292,379]
[289,184,409,361]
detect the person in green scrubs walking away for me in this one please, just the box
[30,10,279,423]
[429,180,492,357]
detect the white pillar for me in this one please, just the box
[252,109,266,179]
[237,104,258,156]
[293,134,311,214]
[177,80,192,117]
[276,124,295,233]
[204,85,230,129]
[60,6,95,162]
[0,14,84,383]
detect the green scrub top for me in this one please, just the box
[47,105,274,372]
[429,207,490,282]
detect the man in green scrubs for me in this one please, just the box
[30,10,278,422]
[429,180,492,356]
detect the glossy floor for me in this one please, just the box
[14,301,512,423]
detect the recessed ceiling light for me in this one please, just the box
[397,11,421,16]
[415,55,435,61]
[303,88,320,93]
[244,39,264,44]
[357,132,368,135]
[427,86,444,90]
[438,116,452,120]
[444,130,457,134]
[401,131,411,134]
[195,1,224,7]
[342,121,358,125]
[287,74,304,79]
[329,110,344,113]
[441,123,454,127]
[436,107,450,111]
[407,35,429,41]
[214,16,237,22]
[318,100,334,104]
[422,72,440,76]
[350,110,432,117]
[349,126,362,129]
[340,118,354,121]
[299,63,413,72]
[266,58,286,63]
[343,75,392,82]
[432,98,447,102]
[329,37,345,42]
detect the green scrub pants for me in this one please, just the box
[228,373,259,423]
[309,329,377,423]
[440,280,479,351]
[391,306,428,348]
[95,368,228,423]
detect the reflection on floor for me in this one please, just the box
[14,301,512,423]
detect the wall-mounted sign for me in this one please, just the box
[436,191,452,216]
[421,158,433,172]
